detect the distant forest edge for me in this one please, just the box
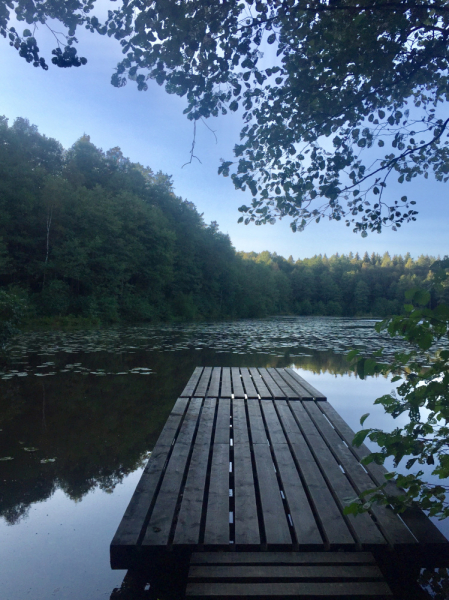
[0,117,447,326]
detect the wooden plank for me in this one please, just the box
[246,399,267,445]
[232,399,249,446]
[288,401,387,547]
[111,397,189,555]
[142,398,203,546]
[190,551,377,565]
[207,367,221,397]
[276,401,355,548]
[267,368,298,398]
[173,398,216,545]
[253,442,292,545]
[249,368,272,398]
[204,398,231,545]
[258,368,286,398]
[232,399,260,545]
[214,398,231,444]
[276,369,313,400]
[231,367,245,398]
[319,401,449,545]
[186,581,393,596]
[304,401,417,547]
[286,368,327,400]
[188,564,384,579]
[221,368,232,398]
[204,444,230,545]
[261,400,322,547]
[260,400,286,445]
[272,441,322,547]
[194,367,213,397]
[234,442,260,546]
[180,367,203,397]
[240,367,259,398]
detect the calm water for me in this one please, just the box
[0,316,447,600]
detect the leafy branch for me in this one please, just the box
[345,265,449,520]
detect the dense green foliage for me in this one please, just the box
[240,249,449,317]
[346,276,449,520]
[3,1,449,235]
[0,289,27,348]
[0,116,447,325]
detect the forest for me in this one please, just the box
[0,116,447,326]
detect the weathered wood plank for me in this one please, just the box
[142,398,202,546]
[240,367,259,398]
[260,400,286,445]
[207,367,221,398]
[289,401,387,547]
[245,400,290,544]
[221,368,232,398]
[234,441,260,546]
[286,369,327,400]
[246,398,268,445]
[304,401,417,547]
[276,401,355,548]
[253,442,292,546]
[189,551,377,564]
[258,368,287,398]
[268,368,298,398]
[204,398,231,545]
[249,368,272,398]
[180,368,203,397]
[204,444,230,545]
[111,397,189,553]
[319,401,449,545]
[173,398,216,545]
[261,402,321,547]
[214,398,231,445]
[186,581,393,596]
[232,399,260,545]
[232,399,249,446]
[188,564,384,579]
[272,441,323,547]
[194,367,213,397]
[276,369,313,400]
[231,367,245,398]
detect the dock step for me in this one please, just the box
[186,551,393,598]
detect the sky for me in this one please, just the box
[1,16,448,261]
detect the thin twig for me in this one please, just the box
[182,121,202,168]
[201,118,217,143]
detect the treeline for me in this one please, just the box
[239,250,449,317]
[0,117,447,324]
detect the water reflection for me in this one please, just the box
[0,316,447,600]
[1,318,390,527]
[4,315,446,382]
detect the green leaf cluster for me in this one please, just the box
[346,276,449,520]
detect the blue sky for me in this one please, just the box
[1,21,448,260]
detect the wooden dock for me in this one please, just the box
[110,367,449,598]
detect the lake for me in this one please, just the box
[0,316,447,600]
